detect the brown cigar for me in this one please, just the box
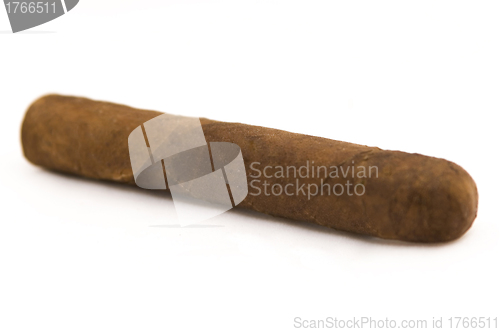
[21,94,478,242]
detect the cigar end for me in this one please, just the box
[379,153,479,243]
[423,160,478,243]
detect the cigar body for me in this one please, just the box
[21,95,478,242]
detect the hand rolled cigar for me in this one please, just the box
[21,95,478,242]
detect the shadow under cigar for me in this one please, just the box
[149,225,225,228]
[228,207,466,248]
[37,166,469,248]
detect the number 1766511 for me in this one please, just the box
[5,2,57,14]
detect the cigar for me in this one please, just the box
[21,95,478,242]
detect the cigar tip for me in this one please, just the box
[434,161,478,242]
[405,157,478,243]
[371,152,478,243]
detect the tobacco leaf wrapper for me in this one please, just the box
[21,95,478,242]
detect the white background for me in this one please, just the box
[0,1,498,331]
